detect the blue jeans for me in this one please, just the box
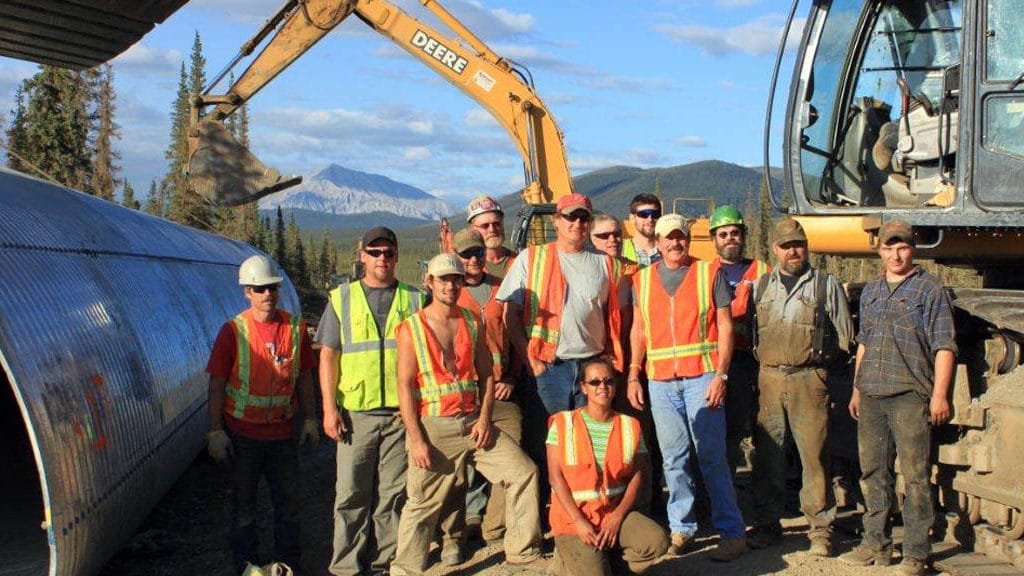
[534,358,587,416]
[229,433,301,572]
[648,373,745,539]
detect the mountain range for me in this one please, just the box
[260,161,781,230]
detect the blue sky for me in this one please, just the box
[0,0,803,207]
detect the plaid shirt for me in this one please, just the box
[856,267,956,397]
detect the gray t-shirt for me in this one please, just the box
[496,247,611,359]
[315,281,398,349]
[465,280,493,309]
[634,264,733,307]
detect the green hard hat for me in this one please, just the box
[709,205,745,231]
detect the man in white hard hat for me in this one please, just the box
[205,254,319,573]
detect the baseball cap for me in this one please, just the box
[466,195,503,223]
[555,193,594,215]
[878,220,914,246]
[453,228,485,253]
[654,213,690,237]
[426,253,465,278]
[362,226,397,247]
[773,218,808,246]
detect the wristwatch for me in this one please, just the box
[714,372,729,381]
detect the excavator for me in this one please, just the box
[766,0,1024,572]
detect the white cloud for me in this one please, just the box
[113,43,181,74]
[570,149,673,172]
[463,108,498,129]
[654,14,805,57]
[404,146,432,160]
[675,136,708,147]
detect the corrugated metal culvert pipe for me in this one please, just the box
[0,168,300,576]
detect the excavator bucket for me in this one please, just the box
[186,119,301,206]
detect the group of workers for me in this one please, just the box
[205,191,956,576]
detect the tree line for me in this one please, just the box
[2,33,343,312]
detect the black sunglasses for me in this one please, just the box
[592,230,623,240]
[250,284,280,294]
[583,377,615,388]
[458,247,486,260]
[634,209,661,219]
[364,248,397,259]
[561,211,592,223]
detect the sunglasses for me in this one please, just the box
[458,247,486,260]
[716,230,743,239]
[364,248,397,259]
[249,284,280,294]
[583,377,616,388]
[561,211,592,223]
[475,221,503,230]
[634,209,661,220]
[592,230,623,240]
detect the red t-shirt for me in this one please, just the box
[206,311,315,440]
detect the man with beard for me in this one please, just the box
[627,214,746,562]
[707,206,771,474]
[318,227,425,576]
[392,254,543,576]
[466,195,516,278]
[622,194,662,266]
[747,218,854,557]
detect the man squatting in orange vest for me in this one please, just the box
[547,357,669,576]
[390,254,544,576]
[205,255,319,573]
[627,214,748,562]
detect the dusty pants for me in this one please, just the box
[553,511,669,576]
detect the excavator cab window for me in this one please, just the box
[799,0,962,209]
[982,0,1024,159]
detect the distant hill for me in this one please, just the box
[259,163,456,222]
[266,209,436,231]
[494,160,780,220]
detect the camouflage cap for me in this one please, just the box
[879,220,914,246]
[453,228,485,253]
[773,218,807,246]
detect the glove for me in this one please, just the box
[206,429,233,463]
[299,419,321,452]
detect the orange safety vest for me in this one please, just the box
[549,409,643,536]
[522,243,624,370]
[712,258,771,351]
[634,259,719,379]
[457,271,520,382]
[225,309,303,425]
[401,307,480,417]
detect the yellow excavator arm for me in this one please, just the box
[187,0,574,208]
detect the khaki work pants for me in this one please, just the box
[391,413,542,576]
[552,511,669,576]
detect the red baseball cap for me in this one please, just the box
[555,193,593,215]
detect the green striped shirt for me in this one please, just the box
[547,411,647,474]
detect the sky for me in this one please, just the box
[0,0,805,208]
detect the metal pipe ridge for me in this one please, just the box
[0,168,300,576]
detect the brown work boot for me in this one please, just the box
[666,533,691,557]
[839,544,894,566]
[899,557,927,576]
[440,542,464,567]
[807,530,832,557]
[710,537,747,562]
[747,523,782,549]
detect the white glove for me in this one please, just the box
[206,429,233,463]
[299,419,321,452]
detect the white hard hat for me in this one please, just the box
[238,255,283,286]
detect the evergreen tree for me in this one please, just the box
[317,229,334,289]
[121,180,140,210]
[144,179,163,216]
[273,207,287,265]
[5,85,27,172]
[16,66,94,190]
[165,33,214,229]
[92,64,121,201]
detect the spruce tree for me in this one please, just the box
[5,85,27,172]
[317,229,334,289]
[121,180,140,209]
[92,64,121,201]
[17,66,94,190]
[273,207,287,266]
[144,179,163,216]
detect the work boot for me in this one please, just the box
[710,537,748,562]
[839,544,894,566]
[807,530,832,557]
[747,523,782,549]
[899,557,927,576]
[666,533,691,557]
[441,542,464,567]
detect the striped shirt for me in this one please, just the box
[547,410,647,474]
[856,267,957,397]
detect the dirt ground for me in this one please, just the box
[98,442,950,576]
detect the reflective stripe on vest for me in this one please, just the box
[406,307,480,417]
[636,260,717,378]
[227,310,301,421]
[526,244,560,345]
[331,281,422,411]
[559,410,638,503]
[728,259,770,350]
